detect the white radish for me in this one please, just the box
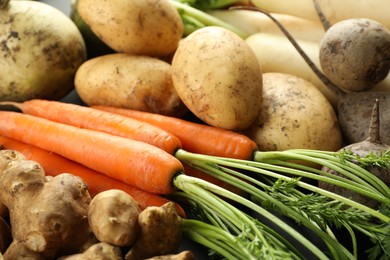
[251,0,390,29]
[208,9,325,42]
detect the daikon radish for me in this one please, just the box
[208,9,325,42]
[251,0,390,29]
[245,32,339,107]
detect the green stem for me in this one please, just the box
[255,150,390,198]
[184,162,356,259]
[174,174,333,259]
[170,0,248,38]
[176,149,390,208]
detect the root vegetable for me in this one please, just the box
[251,0,390,29]
[0,0,86,102]
[208,9,325,42]
[59,242,122,260]
[0,151,91,259]
[319,18,390,92]
[245,72,343,152]
[88,189,141,247]
[145,250,195,260]
[239,6,390,144]
[171,26,263,130]
[125,202,182,260]
[0,111,184,195]
[319,99,390,208]
[77,0,183,57]
[75,53,187,117]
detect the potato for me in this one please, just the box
[0,0,86,101]
[77,0,183,57]
[75,53,187,117]
[245,72,343,151]
[171,26,263,130]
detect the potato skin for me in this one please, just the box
[0,1,86,101]
[171,26,263,130]
[75,53,187,116]
[77,0,183,57]
[246,73,343,151]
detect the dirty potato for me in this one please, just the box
[75,53,187,116]
[171,26,263,130]
[245,72,343,151]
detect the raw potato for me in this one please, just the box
[77,0,183,57]
[0,0,86,101]
[0,150,91,259]
[88,189,141,247]
[172,26,263,130]
[245,72,343,151]
[75,53,187,117]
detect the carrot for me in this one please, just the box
[3,99,182,155]
[92,105,258,160]
[2,100,252,194]
[0,111,184,194]
[0,135,186,217]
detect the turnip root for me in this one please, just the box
[171,26,263,130]
[58,242,122,260]
[245,72,343,152]
[0,150,91,259]
[125,202,182,260]
[77,0,183,57]
[0,216,11,254]
[319,100,390,208]
[0,0,86,102]
[319,18,390,92]
[88,189,141,247]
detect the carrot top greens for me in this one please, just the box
[173,148,390,259]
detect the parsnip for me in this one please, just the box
[208,10,325,42]
[251,0,390,29]
[245,32,339,107]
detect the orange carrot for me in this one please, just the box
[0,135,186,217]
[93,106,259,160]
[0,111,184,194]
[4,99,182,155]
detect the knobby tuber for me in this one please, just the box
[0,150,92,259]
[320,99,390,208]
[88,189,141,247]
[58,242,122,260]
[145,250,195,260]
[125,202,182,260]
